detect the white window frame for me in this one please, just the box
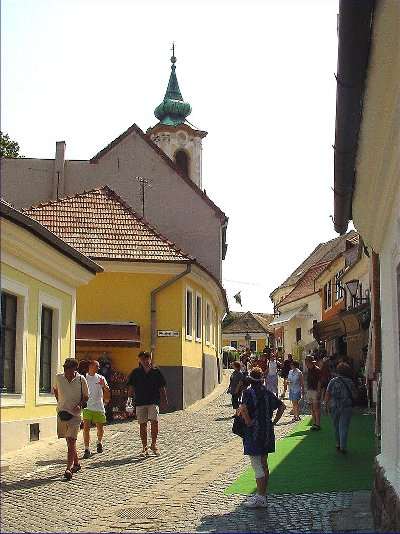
[205,301,211,346]
[36,292,62,406]
[195,293,202,342]
[334,270,344,302]
[249,340,257,353]
[231,340,238,349]
[0,277,28,407]
[185,287,194,341]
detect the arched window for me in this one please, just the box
[175,150,190,178]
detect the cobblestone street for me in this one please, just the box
[1,374,374,533]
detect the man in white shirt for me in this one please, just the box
[82,360,110,458]
[54,358,89,480]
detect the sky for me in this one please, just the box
[2,0,341,313]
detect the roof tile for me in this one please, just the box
[23,186,193,263]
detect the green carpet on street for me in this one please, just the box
[226,413,375,495]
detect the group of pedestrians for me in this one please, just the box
[54,351,167,481]
[229,348,358,508]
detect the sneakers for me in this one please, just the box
[311,425,321,431]
[83,449,91,459]
[243,494,267,508]
[97,442,103,453]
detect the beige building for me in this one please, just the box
[270,231,358,359]
[333,1,400,530]
[1,54,228,282]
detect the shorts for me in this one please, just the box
[82,408,106,424]
[57,415,81,439]
[306,389,319,403]
[250,455,267,479]
[289,389,301,401]
[136,404,159,424]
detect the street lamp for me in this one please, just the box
[345,279,369,307]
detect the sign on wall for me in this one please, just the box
[157,330,180,337]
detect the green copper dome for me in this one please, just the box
[154,50,191,126]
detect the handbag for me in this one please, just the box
[58,410,73,421]
[232,414,247,438]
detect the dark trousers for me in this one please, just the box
[232,394,240,410]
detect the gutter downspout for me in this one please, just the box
[150,263,192,358]
[333,0,375,234]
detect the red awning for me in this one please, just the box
[76,323,140,347]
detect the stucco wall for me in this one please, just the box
[376,187,400,500]
[1,129,224,280]
[281,294,321,355]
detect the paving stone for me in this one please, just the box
[1,375,374,533]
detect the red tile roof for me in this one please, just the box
[271,230,358,296]
[23,186,193,263]
[278,262,330,307]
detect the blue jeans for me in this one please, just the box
[331,407,352,450]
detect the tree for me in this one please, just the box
[0,132,22,158]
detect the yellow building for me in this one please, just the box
[0,200,102,453]
[25,187,228,411]
[222,311,274,354]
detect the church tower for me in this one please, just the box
[147,47,207,189]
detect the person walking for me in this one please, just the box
[324,363,357,454]
[82,360,110,458]
[127,351,167,456]
[280,353,293,399]
[305,355,322,430]
[239,366,285,508]
[228,361,245,414]
[287,360,304,422]
[53,358,89,480]
[265,352,279,396]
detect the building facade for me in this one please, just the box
[222,311,274,354]
[25,187,228,411]
[332,2,400,529]
[0,201,101,453]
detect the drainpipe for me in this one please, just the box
[150,263,192,358]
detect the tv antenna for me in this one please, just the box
[136,176,152,218]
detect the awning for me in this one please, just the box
[313,304,370,342]
[76,322,140,347]
[269,305,307,326]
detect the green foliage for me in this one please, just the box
[0,132,22,158]
[222,312,236,329]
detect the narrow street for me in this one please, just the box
[1,374,374,533]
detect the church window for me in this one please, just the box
[175,150,190,178]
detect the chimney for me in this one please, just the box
[53,141,66,199]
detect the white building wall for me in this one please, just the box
[377,185,400,497]
[281,294,322,355]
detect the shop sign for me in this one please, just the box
[157,330,180,337]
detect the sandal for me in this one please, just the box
[150,444,160,456]
[71,464,81,473]
[140,447,150,457]
[64,469,73,481]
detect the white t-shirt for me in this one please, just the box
[86,373,108,413]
